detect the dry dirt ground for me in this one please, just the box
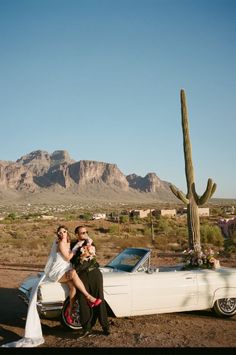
[0,258,236,350]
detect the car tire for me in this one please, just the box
[213,298,236,317]
[61,297,83,330]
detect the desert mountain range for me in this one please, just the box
[0,150,177,204]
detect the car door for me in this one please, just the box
[130,270,198,315]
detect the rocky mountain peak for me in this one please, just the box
[127,172,164,192]
[0,149,174,202]
[69,160,129,190]
[50,150,74,166]
[16,150,51,166]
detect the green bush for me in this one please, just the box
[80,212,92,221]
[108,224,120,235]
[224,230,236,254]
[140,226,150,236]
[23,212,42,220]
[119,215,129,224]
[153,235,169,251]
[155,217,173,235]
[200,224,224,247]
[5,213,17,221]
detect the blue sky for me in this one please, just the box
[0,0,235,199]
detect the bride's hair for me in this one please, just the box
[56,225,70,243]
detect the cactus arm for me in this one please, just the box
[198,178,217,205]
[170,184,189,205]
[210,182,217,198]
[191,182,200,204]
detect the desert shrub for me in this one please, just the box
[23,212,42,220]
[108,224,119,235]
[95,226,109,234]
[200,224,224,247]
[122,225,131,233]
[64,214,76,221]
[155,217,173,235]
[142,226,153,236]
[224,230,236,254]
[119,215,129,224]
[153,235,169,251]
[179,226,188,237]
[80,212,92,221]
[121,224,140,236]
[210,207,222,216]
[5,213,17,221]
[175,226,188,241]
[130,217,142,224]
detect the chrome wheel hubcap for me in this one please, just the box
[219,298,236,313]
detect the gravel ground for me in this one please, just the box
[0,262,235,349]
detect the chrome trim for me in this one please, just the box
[18,291,63,312]
[37,301,64,312]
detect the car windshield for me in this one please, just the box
[106,248,150,272]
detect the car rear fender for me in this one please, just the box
[211,287,236,306]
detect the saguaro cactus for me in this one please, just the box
[170,89,217,254]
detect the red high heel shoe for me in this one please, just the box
[65,306,73,324]
[87,298,102,308]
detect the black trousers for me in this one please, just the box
[77,267,109,332]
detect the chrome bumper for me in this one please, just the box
[18,289,64,313]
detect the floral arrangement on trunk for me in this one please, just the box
[182,248,220,270]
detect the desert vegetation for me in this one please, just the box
[0,204,235,268]
[0,203,236,348]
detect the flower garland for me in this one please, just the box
[182,248,220,269]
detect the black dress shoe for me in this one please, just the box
[78,330,92,339]
[102,328,110,336]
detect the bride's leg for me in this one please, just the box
[70,269,96,302]
[58,274,76,318]
[66,280,77,314]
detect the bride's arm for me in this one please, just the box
[58,240,74,261]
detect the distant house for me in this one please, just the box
[198,208,210,217]
[223,206,235,215]
[130,209,154,219]
[178,207,209,217]
[153,209,177,217]
[92,213,106,220]
[178,207,210,217]
[159,209,176,217]
[41,215,56,220]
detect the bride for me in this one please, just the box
[1,225,101,348]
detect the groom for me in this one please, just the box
[71,225,110,338]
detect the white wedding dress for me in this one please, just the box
[1,238,74,348]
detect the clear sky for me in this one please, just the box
[0,0,235,199]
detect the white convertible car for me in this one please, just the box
[18,247,236,330]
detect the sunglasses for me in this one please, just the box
[58,230,67,234]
